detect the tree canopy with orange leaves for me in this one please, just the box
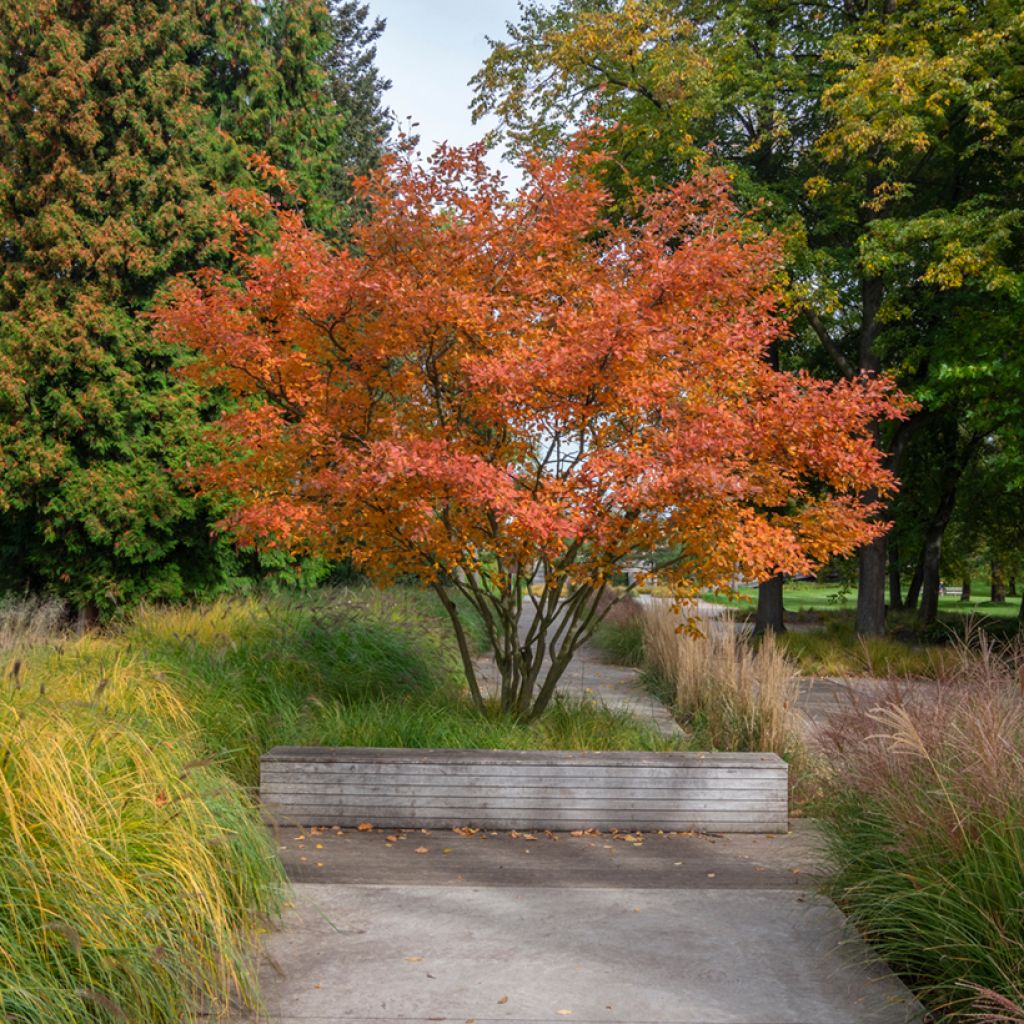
[157,143,906,718]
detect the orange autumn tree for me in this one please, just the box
[157,143,905,719]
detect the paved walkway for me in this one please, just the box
[238,599,925,1024]
[795,675,941,735]
[240,823,921,1023]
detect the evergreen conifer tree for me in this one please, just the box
[0,0,390,615]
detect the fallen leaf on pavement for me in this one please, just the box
[497,995,508,1005]
[415,846,429,854]
[356,822,373,832]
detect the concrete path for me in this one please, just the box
[240,825,923,1023]
[795,676,943,738]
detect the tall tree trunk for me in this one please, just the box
[905,550,925,611]
[918,486,958,626]
[856,533,888,635]
[1018,589,1024,632]
[754,575,786,636]
[960,576,971,602]
[854,279,886,637]
[1009,577,1017,598]
[991,562,1007,603]
[888,544,904,611]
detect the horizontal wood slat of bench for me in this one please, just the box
[258,790,782,806]
[261,781,784,798]
[263,746,779,768]
[259,746,788,833]
[262,765,782,778]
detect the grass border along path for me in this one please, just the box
[0,587,681,1023]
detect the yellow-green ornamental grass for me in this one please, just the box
[0,638,284,1023]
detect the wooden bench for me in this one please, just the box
[260,747,789,833]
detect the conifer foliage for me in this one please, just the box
[0,0,390,615]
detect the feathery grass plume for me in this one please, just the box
[819,627,1024,1019]
[640,602,803,762]
[965,987,1024,1024]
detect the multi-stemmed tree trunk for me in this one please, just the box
[434,562,642,719]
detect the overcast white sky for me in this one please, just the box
[368,0,525,178]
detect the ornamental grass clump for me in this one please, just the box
[819,629,1024,1020]
[640,602,802,760]
[0,646,283,1023]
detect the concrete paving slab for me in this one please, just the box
[272,821,829,890]
[242,883,923,1024]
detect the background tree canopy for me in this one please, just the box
[473,0,1024,633]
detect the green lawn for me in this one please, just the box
[702,582,1023,620]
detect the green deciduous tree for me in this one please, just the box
[473,0,1024,635]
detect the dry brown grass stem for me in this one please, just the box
[966,987,1024,1024]
[641,602,803,758]
[0,595,67,654]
